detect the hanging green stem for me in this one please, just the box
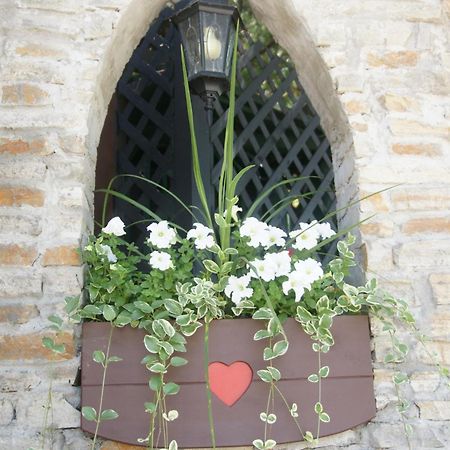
[204,321,216,448]
[91,324,114,450]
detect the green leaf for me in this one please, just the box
[48,314,63,329]
[170,356,188,367]
[164,299,183,316]
[163,382,180,396]
[273,340,289,357]
[149,363,166,373]
[149,375,162,391]
[263,347,275,361]
[203,259,220,274]
[257,369,272,383]
[115,311,132,326]
[319,412,331,423]
[252,439,264,450]
[267,367,281,381]
[308,374,319,383]
[265,439,277,449]
[52,343,65,354]
[81,406,97,422]
[133,301,153,314]
[108,356,123,363]
[304,431,314,442]
[100,409,119,421]
[144,402,157,413]
[393,372,409,385]
[103,305,117,321]
[319,366,330,378]
[82,305,101,317]
[254,329,272,341]
[64,296,79,314]
[314,402,323,414]
[93,350,106,364]
[159,341,174,356]
[253,308,273,320]
[214,213,227,228]
[42,337,54,350]
[168,440,178,450]
[144,335,160,353]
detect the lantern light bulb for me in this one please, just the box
[205,26,222,60]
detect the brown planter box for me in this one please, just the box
[81,316,375,447]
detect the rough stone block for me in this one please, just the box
[367,51,419,68]
[394,240,450,268]
[0,399,14,426]
[0,304,39,324]
[360,221,394,237]
[402,217,450,235]
[0,244,38,266]
[0,214,42,236]
[429,274,450,305]
[1,83,50,105]
[0,160,47,180]
[0,269,42,298]
[0,331,74,361]
[410,371,441,394]
[42,246,81,267]
[0,137,48,155]
[391,188,450,211]
[418,401,450,421]
[0,187,44,207]
[392,143,441,156]
[43,266,83,296]
[381,93,420,112]
[390,119,450,137]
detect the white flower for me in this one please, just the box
[231,205,242,222]
[102,217,126,236]
[265,251,291,277]
[294,258,323,284]
[240,217,267,247]
[98,244,117,263]
[282,271,306,302]
[289,222,320,251]
[261,225,287,249]
[187,223,215,250]
[249,258,276,282]
[316,222,336,239]
[147,221,177,249]
[225,274,253,305]
[149,251,174,271]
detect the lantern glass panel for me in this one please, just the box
[178,13,202,78]
[200,11,231,75]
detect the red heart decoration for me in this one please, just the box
[208,361,253,406]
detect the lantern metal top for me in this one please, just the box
[173,0,241,109]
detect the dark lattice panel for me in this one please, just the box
[113,0,337,258]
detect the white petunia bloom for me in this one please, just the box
[265,251,291,277]
[316,222,336,239]
[240,217,268,247]
[294,257,324,287]
[289,222,320,251]
[186,223,215,250]
[225,274,254,305]
[147,221,177,249]
[98,244,117,263]
[282,271,306,302]
[261,225,287,249]
[249,258,276,282]
[149,251,174,271]
[102,217,126,236]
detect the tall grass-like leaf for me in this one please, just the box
[245,176,313,218]
[180,47,213,230]
[219,21,240,252]
[99,173,200,228]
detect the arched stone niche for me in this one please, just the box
[86,0,359,235]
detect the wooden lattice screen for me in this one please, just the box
[97,0,337,257]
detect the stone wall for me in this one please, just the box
[0,0,449,448]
